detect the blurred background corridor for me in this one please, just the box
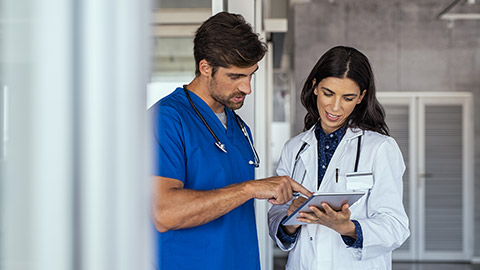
[1,0,479,269]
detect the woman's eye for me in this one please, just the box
[344,97,353,101]
[322,91,333,97]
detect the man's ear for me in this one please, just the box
[199,59,212,77]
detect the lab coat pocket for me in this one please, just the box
[345,172,373,192]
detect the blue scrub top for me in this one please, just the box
[150,87,260,270]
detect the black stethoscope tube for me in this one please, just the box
[292,133,362,178]
[354,136,361,172]
[184,87,227,153]
[292,142,308,178]
[183,86,260,167]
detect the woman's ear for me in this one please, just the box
[199,59,212,77]
[312,79,318,95]
[357,89,367,104]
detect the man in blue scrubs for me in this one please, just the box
[150,12,311,270]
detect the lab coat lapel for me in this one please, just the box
[297,126,318,192]
[296,127,320,239]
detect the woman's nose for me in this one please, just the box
[331,97,341,111]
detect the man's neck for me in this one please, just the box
[186,77,224,113]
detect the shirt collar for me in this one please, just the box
[314,123,345,142]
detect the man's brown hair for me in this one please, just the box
[193,12,267,76]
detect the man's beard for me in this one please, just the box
[209,80,246,110]
[213,92,246,110]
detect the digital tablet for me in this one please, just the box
[281,192,365,226]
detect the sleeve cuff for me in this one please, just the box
[276,217,300,244]
[341,220,363,248]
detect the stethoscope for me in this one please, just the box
[183,86,260,167]
[292,131,363,184]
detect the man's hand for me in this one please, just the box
[245,176,312,205]
[287,196,308,216]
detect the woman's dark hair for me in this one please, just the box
[193,12,267,76]
[300,46,389,136]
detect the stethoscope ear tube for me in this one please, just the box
[292,142,308,177]
[354,136,361,172]
[184,86,227,153]
[233,111,260,167]
[291,133,362,179]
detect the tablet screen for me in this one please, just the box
[282,192,365,226]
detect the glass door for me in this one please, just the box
[418,96,474,261]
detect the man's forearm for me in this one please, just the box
[152,175,311,232]
[153,178,254,232]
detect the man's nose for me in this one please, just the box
[238,80,252,95]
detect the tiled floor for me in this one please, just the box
[274,257,480,270]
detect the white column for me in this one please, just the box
[212,0,226,14]
[1,0,151,269]
[30,1,75,268]
[1,0,75,269]
[78,0,151,269]
[227,1,273,270]
[228,0,256,129]
[0,1,35,268]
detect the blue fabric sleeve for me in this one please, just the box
[276,216,300,244]
[341,220,363,248]
[151,106,186,182]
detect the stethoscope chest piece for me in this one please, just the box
[215,141,227,153]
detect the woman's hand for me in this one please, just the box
[297,203,357,238]
[281,196,308,235]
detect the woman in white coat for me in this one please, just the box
[268,46,410,270]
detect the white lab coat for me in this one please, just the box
[268,126,410,270]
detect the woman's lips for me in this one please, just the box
[325,112,340,121]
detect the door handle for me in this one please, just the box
[418,173,433,188]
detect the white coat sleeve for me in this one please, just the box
[354,137,410,261]
[268,140,299,251]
